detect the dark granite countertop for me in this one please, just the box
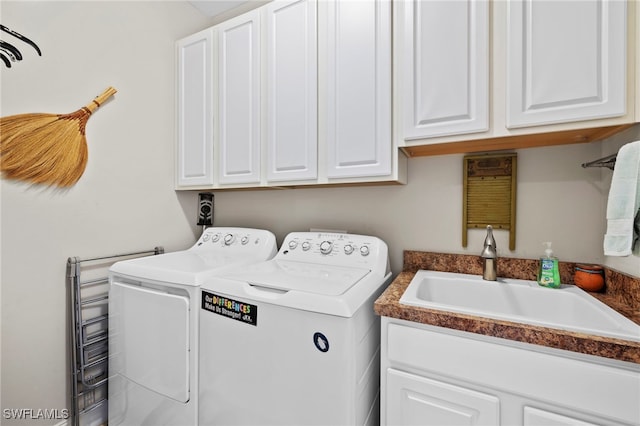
[374,251,640,364]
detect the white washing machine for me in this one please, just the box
[198,231,392,426]
[108,227,277,426]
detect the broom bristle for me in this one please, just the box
[0,87,116,187]
[1,109,90,187]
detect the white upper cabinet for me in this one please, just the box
[216,10,262,185]
[506,0,627,128]
[175,0,407,189]
[176,29,214,188]
[400,0,489,140]
[325,0,392,178]
[265,0,318,182]
[398,0,635,156]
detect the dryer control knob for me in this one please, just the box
[288,240,298,250]
[241,236,249,245]
[343,244,354,255]
[360,245,370,256]
[302,241,311,251]
[320,241,333,255]
[212,234,221,242]
[224,234,235,245]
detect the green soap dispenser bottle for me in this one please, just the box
[537,242,561,288]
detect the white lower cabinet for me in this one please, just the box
[522,407,601,426]
[387,369,499,425]
[381,318,640,426]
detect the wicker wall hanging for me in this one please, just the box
[0,87,117,187]
[463,153,517,250]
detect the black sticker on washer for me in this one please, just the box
[313,332,329,352]
[202,290,257,326]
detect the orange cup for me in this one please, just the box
[574,264,605,292]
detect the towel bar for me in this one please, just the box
[581,153,617,170]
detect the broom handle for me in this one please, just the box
[84,87,117,113]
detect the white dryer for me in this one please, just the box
[198,232,392,426]
[108,227,277,426]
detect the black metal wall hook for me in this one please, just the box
[0,51,11,68]
[0,40,22,60]
[0,24,41,56]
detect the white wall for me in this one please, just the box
[1,1,638,424]
[0,1,211,424]
[211,140,638,276]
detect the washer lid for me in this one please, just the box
[110,251,251,286]
[220,259,370,296]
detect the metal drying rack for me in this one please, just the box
[67,247,164,426]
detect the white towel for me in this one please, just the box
[604,141,640,256]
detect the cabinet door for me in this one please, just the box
[401,0,489,140]
[386,368,500,426]
[325,0,391,178]
[523,406,601,426]
[216,11,261,185]
[176,29,214,187]
[506,0,626,128]
[265,0,318,182]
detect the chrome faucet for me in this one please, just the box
[480,225,497,281]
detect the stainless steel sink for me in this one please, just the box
[400,270,640,342]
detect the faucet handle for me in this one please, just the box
[481,225,497,259]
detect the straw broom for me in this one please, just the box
[0,87,117,187]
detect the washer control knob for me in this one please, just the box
[224,234,235,245]
[212,234,221,242]
[344,244,354,255]
[320,241,333,255]
[359,245,370,256]
[288,240,298,250]
[302,241,311,251]
[241,236,249,245]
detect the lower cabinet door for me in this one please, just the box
[386,368,500,426]
[523,407,600,426]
